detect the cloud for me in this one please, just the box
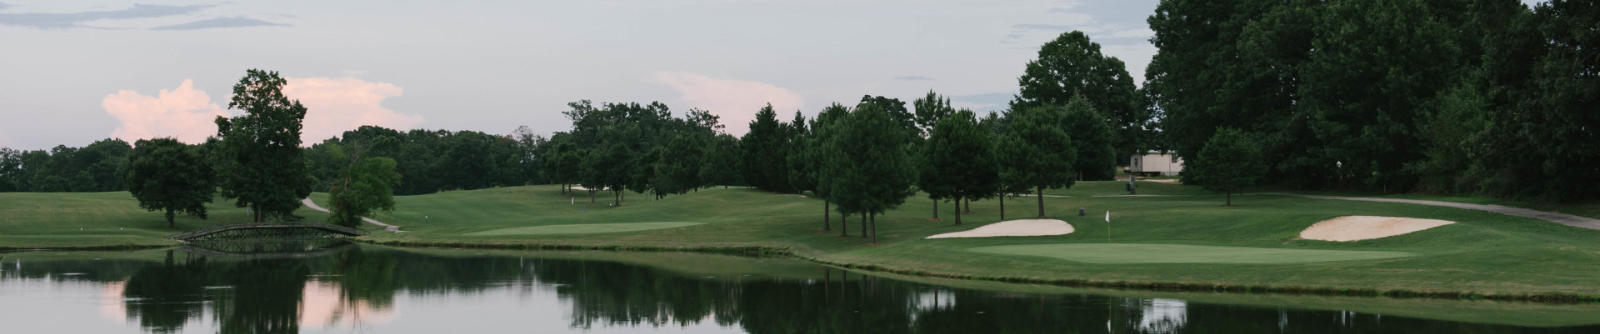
[1013,23,1075,32]
[151,16,288,30]
[894,75,934,81]
[284,77,423,143]
[652,71,803,136]
[103,80,229,144]
[104,77,423,145]
[1108,28,1154,40]
[950,92,1015,113]
[0,4,211,29]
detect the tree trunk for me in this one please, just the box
[859,213,867,238]
[953,196,962,226]
[870,213,877,243]
[614,190,621,207]
[1036,187,1045,218]
[964,198,971,214]
[839,211,849,237]
[999,195,1006,220]
[932,199,938,219]
[590,190,595,203]
[166,208,175,228]
[824,201,831,231]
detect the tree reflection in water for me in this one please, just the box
[3,245,1597,333]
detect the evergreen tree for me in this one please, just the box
[997,105,1076,218]
[922,110,999,225]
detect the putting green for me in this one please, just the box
[969,243,1415,264]
[465,222,703,236]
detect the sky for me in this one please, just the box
[0,0,1545,150]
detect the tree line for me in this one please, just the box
[1148,0,1599,201]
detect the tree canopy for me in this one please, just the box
[213,69,313,222]
[126,138,215,227]
[922,110,999,225]
[997,105,1076,218]
[1189,128,1265,206]
[1014,30,1144,159]
[329,157,401,227]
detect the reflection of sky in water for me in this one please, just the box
[1137,298,1187,333]
[5,252,1600,333]
[9,278,742,332]
[1,275,743,334]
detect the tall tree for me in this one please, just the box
[1189,128,1265,206]
[213,69,313,222]
[329,157,401,227]
[922,110,999,225]
[825,101,917,243]
[810,103,851,232]
[651,133,705,197]
[1014,30,1143,160]
[126,138,215,227]
[699,134,744,188]
[1060,96,1117,181]
[997,105,1076,218]
[913,91,956,219]
[741,104,793,193]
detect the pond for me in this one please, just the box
[1,243,1596,333]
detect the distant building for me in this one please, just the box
[1129,151,1183,176]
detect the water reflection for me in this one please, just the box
[1,245,1597,333]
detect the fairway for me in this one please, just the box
[969,243,1415,264]
[464,222,704,236]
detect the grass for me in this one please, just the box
[308,181,1600,301]
[0,192,332,250]
[969,243,1415,264]
[463,222,703,236]
[7,180,1600,302]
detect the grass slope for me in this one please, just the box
[0,192,332,249]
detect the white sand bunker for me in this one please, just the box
[1299,216,1455,242]
[926,219,1075,239]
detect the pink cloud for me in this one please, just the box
[285,77,423,143]
[652,71,803,136]
[103,79,229,144]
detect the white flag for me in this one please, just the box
[1105,211,1110,223]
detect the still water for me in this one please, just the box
[0,243,1596,333]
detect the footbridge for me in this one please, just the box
[167,223,366,242]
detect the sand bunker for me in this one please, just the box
[926,219,1075,239]
[1299,216,1455,242]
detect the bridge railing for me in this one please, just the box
[167,223,367,241]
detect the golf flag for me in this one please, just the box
[1105,211,1110,224]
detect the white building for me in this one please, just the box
[1129,151,1184,176]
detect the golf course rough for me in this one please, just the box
[464,222,704,236]
[969,243,1415,264]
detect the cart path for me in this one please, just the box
[301,198,401,231]
[1267,193,1600,231]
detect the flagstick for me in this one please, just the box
[1105,210,1111,243]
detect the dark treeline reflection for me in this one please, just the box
[3,246,1596,333]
